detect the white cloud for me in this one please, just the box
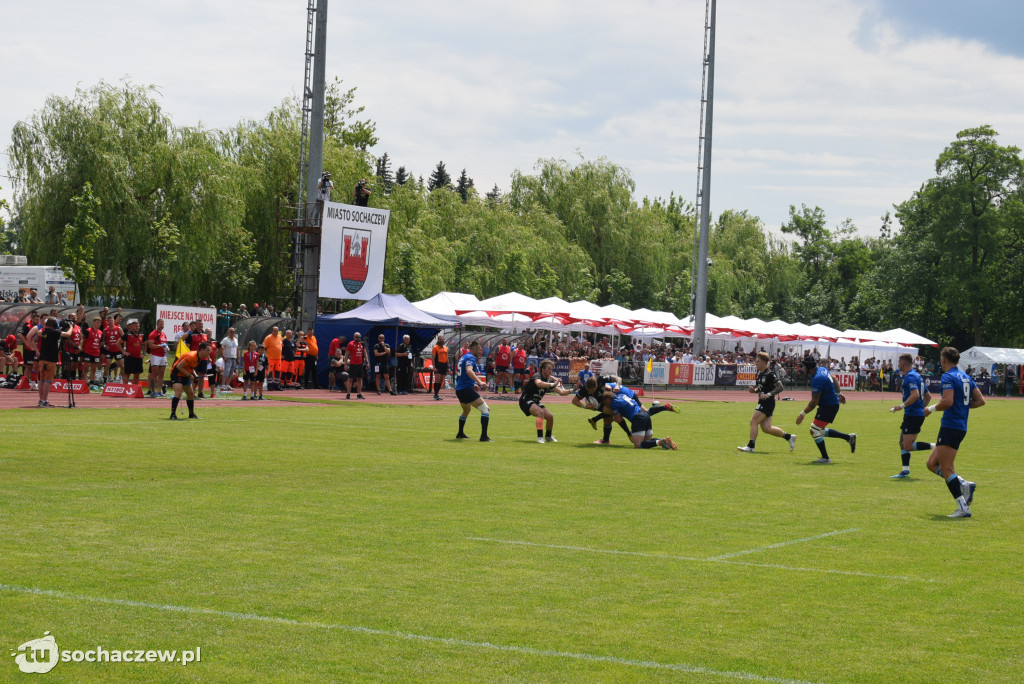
[4,0,1024,237]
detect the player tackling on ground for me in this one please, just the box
[738,351,797,453]
[795,356,856,464]
[455,341,492,442]
[600,389,676,450]
[520,360,573,443]
[890,352,935,478]
[924,347,983,518]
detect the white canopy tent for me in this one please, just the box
[959,346,1024,371]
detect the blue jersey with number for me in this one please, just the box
[578,369,594,385]
[455,353,480,390]
[615,385,636,400]
[940,368,977,431]
[609,393,642,421]
[810,367,840,406]
[901,368,926,417]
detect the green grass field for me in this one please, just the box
[2,397,1023,683]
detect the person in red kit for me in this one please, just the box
[64,312,84,380]
[122,319,145,385]
[511,344,528,394]
[147,318,169,397]
[82,317,105,389]
[344,332,366,399]
[103,314,125,384]
[495,337,512,394]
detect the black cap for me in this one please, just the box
[802,356,817,368]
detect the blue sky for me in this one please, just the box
[3,0,1024,239]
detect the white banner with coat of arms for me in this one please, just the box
[318,201,391,300]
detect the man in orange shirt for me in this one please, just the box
[263,326,283,383]
[169,342,211,420]
[304,327,318,388]
[432,335,449,401]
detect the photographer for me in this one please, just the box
[353,178,371,207]
[317,171,334,202]
[37,318,62,407]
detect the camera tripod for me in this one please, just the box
[59,345,76,409]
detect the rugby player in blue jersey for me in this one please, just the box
[889,353,935,478]
[599,389,676,450]
[795,356,857,464]
[924,347,984,518]
[454,341,492,442]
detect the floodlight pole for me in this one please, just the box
[300,0,328,334]
[692,0,716,355]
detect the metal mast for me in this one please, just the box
[292,0,316,320]
[690,0,716,354]
[299,0,328,333]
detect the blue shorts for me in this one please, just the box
[456,387,480,405]
[814,403,840,424]
[628,410,653,435]
[900,415,925,435]
[937,427,966,450]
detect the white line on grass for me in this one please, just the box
[468,537,933,583]
[706,528,859,561]
[0,583,823,684]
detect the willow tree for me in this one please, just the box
[9,81,256,307]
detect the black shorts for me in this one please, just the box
[456,387,480,404]
[82,354,101,365]
[106,351,123,361]
[348,364,365,380]
[496,365,510,373]
[23,349,36,363]
[814,403,840,424]
[755,399,776,417]
[514,367,527,376]
[901,415,925,435]
[434,361,449,375]
[124,356,143,375]
[520,399,544,416]
[171,372,192,386]
[255,371,266,382]
[937,427,967,450]
[629,411,653,435]
[244,371,257,382]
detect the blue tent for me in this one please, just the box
[313,294,459,388]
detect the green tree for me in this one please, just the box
[9,81,255,307]
[428,162,452,191]
[323,77,377,151]
[60,182,106,301]
[456,168,474,203]
[895,125,1024,346]
[375,152,393,193]
[0,184,15,253]
[395,166,409,186]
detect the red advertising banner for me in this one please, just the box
[49,379,90,394]
[669,363,693,385]
[101,383,145,399]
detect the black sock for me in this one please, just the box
[945,473,963,500]
[434,382,440,395]
[782,432,791,440]
[815,439,829,459]
[913,441,933,451]
[747,439,756,448]
[640,439,659,449]
[603,424,612,442]
[619,421,632,437]
[545,429,552,439]
[901,450,911,468]
[825,428,850,440]
[537,428,543,438]
[480,415,489,438]
[186,399,195,416]
[649,405,666,415]
[170,397,179,414]
[457,416,467,436]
